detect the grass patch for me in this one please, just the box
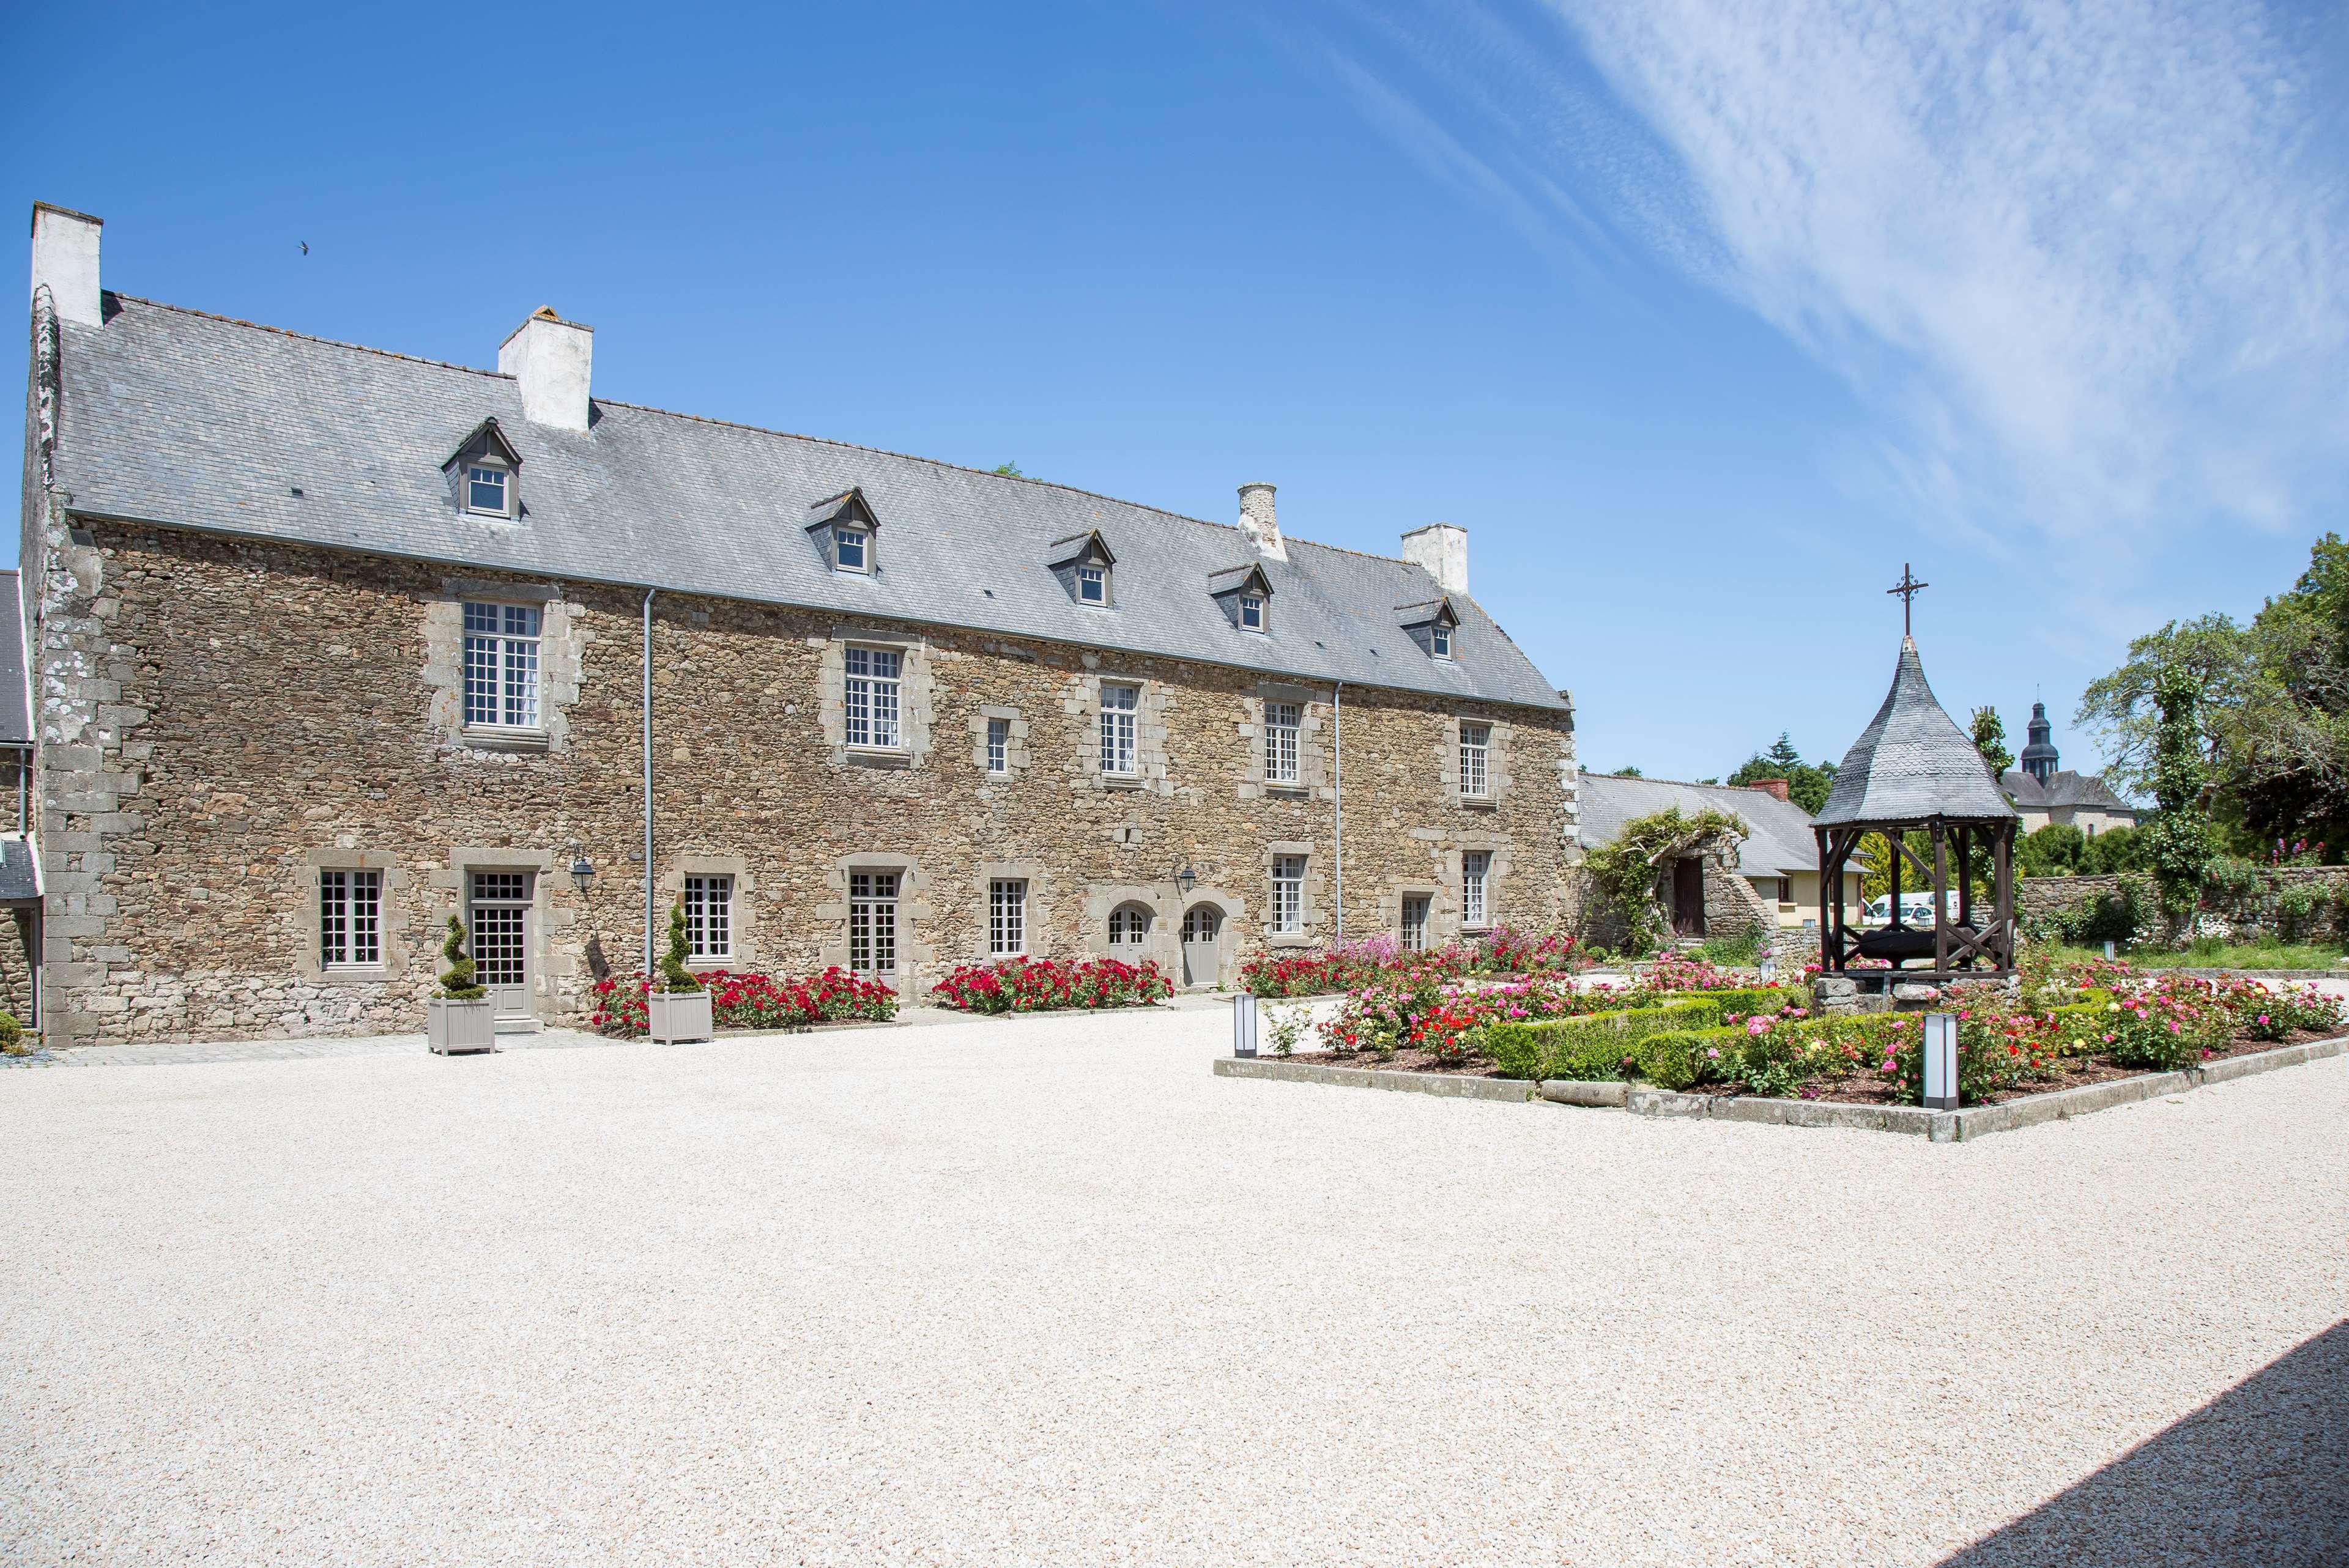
[2042,940,2348,971]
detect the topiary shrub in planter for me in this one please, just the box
[428,915,497,1055]
[646,902,713,1045]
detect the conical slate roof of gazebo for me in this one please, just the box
[1815,637,2017,826]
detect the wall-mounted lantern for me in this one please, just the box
[1173,864,1198,896]
[568,846,596,895]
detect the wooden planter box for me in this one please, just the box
[428,997,497,1056]
[647,989,714,1045]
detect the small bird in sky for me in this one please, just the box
[299,241,308,255]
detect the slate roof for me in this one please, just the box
[1576,773,1827,879]
[0,839,37,904]
[1816,638,2016,826]
[0,571,28,747]
[2001,768,2139,815]
[50,295,1566,712]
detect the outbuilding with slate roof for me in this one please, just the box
[18,204,1581,1046]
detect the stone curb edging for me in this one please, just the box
[1212,1034,2349,1142]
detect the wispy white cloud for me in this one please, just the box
[1303,0,2349,551]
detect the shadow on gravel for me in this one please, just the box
[1939,1319,2349,1567]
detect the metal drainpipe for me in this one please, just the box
[1333,681,1344,944]
[641,587,656,972]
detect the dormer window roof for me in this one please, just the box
[443,418,523,520]
[1396,596,1461,660]
[1209,561,1275,634]
[1047,530,1117,609]
[807,487,882,575]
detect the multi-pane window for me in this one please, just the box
[845,646,903,749]
[1099,683,1138,776]
[684,875,732,963]
[986,716,1009,774]
[1463,851,1491,927]
[1108,905,1149,945]
[1239,594,1264,631]
[1431,623,1453,658]
[834,526,870,572]
[469,871,530,990]
[848,871,899,975]
[1076,565,1107,605]
[466,464,509,516]
[1271,854,1306,935]
[1460,722,1492,799]
[319,868,382,967]
[989,879,1027,957]
[1265,702,1301,786]
[462,602,541,730]
[1400,894,1430,952]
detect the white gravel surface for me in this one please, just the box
[1,1005,2343,1566]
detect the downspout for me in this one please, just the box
[642,587,656,972]
[1333,681,1344,944]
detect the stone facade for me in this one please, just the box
[29,522,1579,1045]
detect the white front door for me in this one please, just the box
[469,870,535,1021]
[1180,904,1222,988]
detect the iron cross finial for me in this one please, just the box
[1888,563,1929,635]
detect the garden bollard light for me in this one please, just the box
[2103,940,2115,960]
[1232,992,1258,1058]
[1921,1012,1959,1111]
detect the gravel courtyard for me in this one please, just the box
[2,1006,2343,1566]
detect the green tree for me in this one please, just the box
[2143,664,2217,930]
[1615,766,1642,777]
[2016,823,2087,878]
[1970,706,2014,778]
[992,462,1028,478]
[439,915,484,1000]
[1727,735,1836,814]
[2083,824,2144,875]
[658,902,705,994]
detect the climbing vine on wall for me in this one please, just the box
[1582,805,1746,955]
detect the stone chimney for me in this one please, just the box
[29,202,102,328]
[1401,522,1468,596]
[497,306,594,433]
[1237,483,1285,560]
[1747,778,1792,802]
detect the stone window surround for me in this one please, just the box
[658,852,757,973]
[968,704,1031,777]
[423,578,587,755]
[432,846,571,1019]
[1379,881,1441,950]
[1237,684,1331,802]
[1445,835,1513,938]
[294,848,411,984]
[976,860,1052,961]
[1441,714,1514,808]
[817,629,936,770]
[1260,840,1326,949]
[1071,668,1173,796]
[814,852,937,991]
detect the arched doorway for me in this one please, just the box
[1179,903,1223,988]
[1107,901,1153,959]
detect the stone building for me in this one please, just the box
[1576,772,1864,941]
[18,204,1579,1046]
[1999,702,2139,836]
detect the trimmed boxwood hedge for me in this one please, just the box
[1486,988,1795,1081]
[1620,994,2121,1093]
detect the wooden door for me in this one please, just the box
[469,870,535,1021]
[1671,858,1706,938]
[1179,904,1222,987]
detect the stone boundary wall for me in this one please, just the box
[2020,867,2349,936]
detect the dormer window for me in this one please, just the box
[1209,562,1275,633]
[1048,530,1118,610]
[1396,596,1461,660]
[1431,623,1452,659]
[466,463,510,517]
[835,525,870,573]
[1077,564,1107,605]
[1239,594,1265,632]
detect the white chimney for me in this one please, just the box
[1238,482,1286,561]
[29,202,103,328]
[1401,522,1468,596]
[497,306,594,433]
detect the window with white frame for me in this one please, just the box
[834,525,871,573]
[1239,594,1265,631]
[1459,722,1491,799]
[989,878,1028,956]
[1463,851,1492,928]
[466,462,511,517]
[848,871,899,974]
[1400,893,1430,952]
[684,874,733,963]
[462,602,542,730]
[844,646,903,749]
[1271,854,1306,934]
[1075,564,1108,605]
[986,716,1009,774]
[1430,622,1453,659]
[1108,904,1150,945]
[1264,701,1301,786]
[319,868,382,967]
[1099,682,1138,776]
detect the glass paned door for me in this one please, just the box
[469,870,535,1019]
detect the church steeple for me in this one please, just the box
[2019,700,2059,783]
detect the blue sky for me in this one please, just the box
[8,1,2347,789]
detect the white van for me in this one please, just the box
[1862,892,1958,925]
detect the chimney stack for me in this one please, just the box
[1401,522,1468,596]
[1748,778,1792,803]
[1237,483,1286,561]
[497,306,594,433]
[29,202,102,328]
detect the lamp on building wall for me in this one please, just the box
[1173,864,1198,896]
[568,846,596,895]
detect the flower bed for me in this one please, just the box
[590,967,897,1037]
[931,955,1174,1013]
[1239,927,1581,998]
